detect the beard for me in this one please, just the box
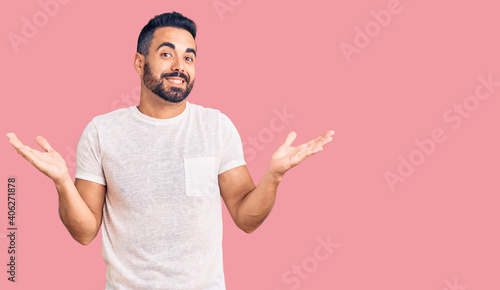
[142,61,194,103]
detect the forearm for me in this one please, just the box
[236,168,283,233]
[55,176,99,245]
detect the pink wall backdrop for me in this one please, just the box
[1,0,499,289]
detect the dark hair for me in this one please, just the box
[137,12,197,56]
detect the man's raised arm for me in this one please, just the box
[6,133,105,245]
[220,130,334,233]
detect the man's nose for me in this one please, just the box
[171,57,184,72]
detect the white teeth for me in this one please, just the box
[167,78,183,84]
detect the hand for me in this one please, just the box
[6,133,70,185]
[268,130,335,177]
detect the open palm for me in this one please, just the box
[269,130,334,176]
[6,133,69,184]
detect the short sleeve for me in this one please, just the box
[75,120,106,185]
[218,113,246,174]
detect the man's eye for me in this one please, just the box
[162,53,172,57]
[185,56,194,62]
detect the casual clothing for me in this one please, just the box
[75,102,246,289]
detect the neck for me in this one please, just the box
[137,87,187,119]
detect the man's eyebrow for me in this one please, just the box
[156,42,197,57]
[186,48,197,57]
[156,42,175,51]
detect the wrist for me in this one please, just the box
[267,167,284,184]
[54,173,72,190]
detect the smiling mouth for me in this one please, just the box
[166,78,185,85]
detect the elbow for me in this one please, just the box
[236,214,267,234]
[243,228,256,234]
[75,236,95,246]
[77,238,93,246]
[240,227,256,234]
[61,218,100,246]
[237,222,260,234]
[71,232,97,246]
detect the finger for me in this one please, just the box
[304,135,321,147]
[6,132,18,144]
[293,142,323,162]
[6,132,17,140]
[6,133,38,161]
[311,146,323,154]
[283,131,297,146]
[305,144,323,155]
[15,143,39,165]
[7,133,25,151]
[318,130,335,142]
[36,136,54,152]
[294,131,334,161]
[302,135,328,151]
[313,130,335,146]
[294,144,313,160]
[302,138,328,157]
[295,146,323,163]
[304,130,335,146]
[316,135,334,148]
[18,147,37,164]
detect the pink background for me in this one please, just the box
[1,0,499,289]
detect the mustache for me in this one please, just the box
[161,72,189,83]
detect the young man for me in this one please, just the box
[7,12,334,289]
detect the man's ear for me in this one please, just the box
[134,52,145,76]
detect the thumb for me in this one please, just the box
[35,136,54,152]
[283,131,297,146]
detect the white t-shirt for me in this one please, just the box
[75,102,246,289]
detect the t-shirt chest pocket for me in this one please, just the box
[183,157,218,197]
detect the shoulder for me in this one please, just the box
[92,107,131,123]
[188,102,232,124]
[84,107,133,132]
[189,102,219,116]
[78,107,133,137]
